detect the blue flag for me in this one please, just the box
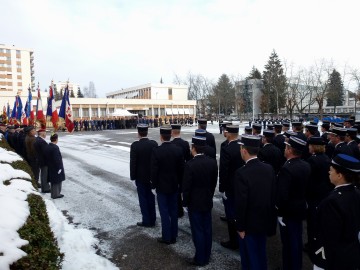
[16,96,23,121]
[11,99,16,119]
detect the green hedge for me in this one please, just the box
[0,137,63,269]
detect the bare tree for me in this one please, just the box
[283,62,299,120]
[310,59,334,119]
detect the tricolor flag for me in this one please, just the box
[16,95,23,121]
[46,82,59,130]
[22,102,28,125]
[27,86,35,126]
[10,99,16,124]
[59,85,74,133]
[36,83,46,129]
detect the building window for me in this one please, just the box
[168,88,172,95]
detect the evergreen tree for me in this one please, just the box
[77,87,84,98]
[262,50,287,115]
[70,89,75,98]
[54,85,61,101]
[326,69,344,113]
[211,74,235,115]
[247,66,262,79]
[242,79,252,113]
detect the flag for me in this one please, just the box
[10,99,16,124]
[59,85,74,133]
[46,82,59,130]
[22,102,28,125]
[27,86,35,126]
[7,102,10,121]
[36,83,46,129]
[16,95,23,121]
[2,105,7,124]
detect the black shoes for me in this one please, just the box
[187,258,208,267]
[220,215,227,222]
[136,222,155,228]
[220,240,239,250]
[52,194,64,199]
[157,237,176,245]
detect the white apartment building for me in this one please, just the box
[53,81,80,97]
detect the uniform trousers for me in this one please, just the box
[279,219,303,270]
[136,181,156,226]
[39,166,50,193]
[188,210,212,265]
[157,191,178,242]
[222,194,236,220]
[239,233,267,270]
[51,182,62,199]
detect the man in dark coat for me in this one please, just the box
[197,119,216,152]
[182,136,218,267]
[258,129,283,174]
[151,126,184,244]
[130,124,158,227]
[171,124,191,218]
[235,135,277,270]
[34,128,51,193]
[292,121,307,142]
[219,125,244,250]
[312,154,360,270]
[46,133,65,199]
[277,136,311,270]
[24,126,39,181]
[304,137,332,253]
[194,129,216,159]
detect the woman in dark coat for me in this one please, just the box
[311,154,360,270]
[46,133,65,199]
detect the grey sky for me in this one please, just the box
[2,0,359,97]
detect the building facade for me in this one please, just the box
[0,44,34,96]
[53,81,80,97]
[235,79,263,120]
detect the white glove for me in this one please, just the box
[358,231,360,243]
[132,180,137,188]
[58,169,62,174]
[278,217,286,227]
[220,192,227,200]
[183,207,188,213]
[151,189,156,195]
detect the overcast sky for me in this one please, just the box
[2,0,359,97]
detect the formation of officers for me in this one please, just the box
[130,117,360,270]
[0,123,65,199]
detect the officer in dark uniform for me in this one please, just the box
[151,126,184,244]
[345,128,360,160]
[244,126,252,135]
[130,124,158,227]
[312,154,360,270]
[197,119,216,152]
[258,129,283,174]
[328,127,352,158]
[194,129,216,159]
[274,123,285,153]
[304,137,332,253]
[252,123,262,135]
[282,122,290,133]
[277,136,311,270]
[219,125,244,250]
[34,128,51,193]
[171,123,191,218]
[182,136,218,267]
[292,121,307,141]
[235,135,277,270]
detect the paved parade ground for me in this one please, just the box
[46,123,312,269]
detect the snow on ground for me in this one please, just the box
[0,147,118,270]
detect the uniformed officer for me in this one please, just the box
[304,136,332,253]
[171,123,191,218]
[182,136,218,267]
[277,136,311,270]
[292,121,307,141]
[197,119,216,152]
[151,126,184,244]
[244,126,252,135]
[345,128,360,160]
[130,124,158,227]
[274,123,285,153]
[194,129,216,159]
[327,127,352,158]
[258,129,283,174]
[219,125,244,250]
[252,123,262,135]
[312,154,360,269]
[235,135,277,270]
